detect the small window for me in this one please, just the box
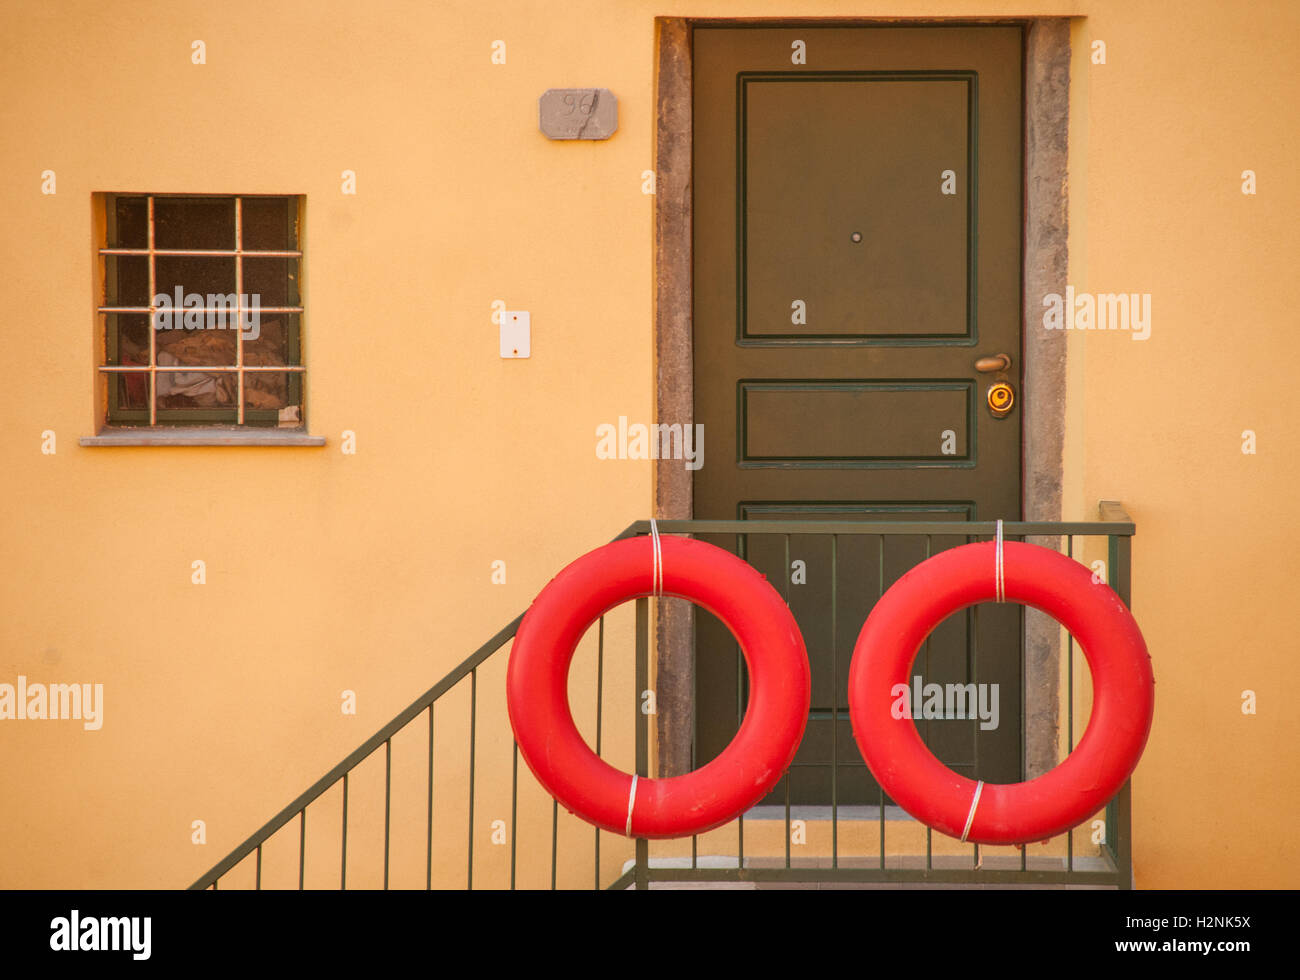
[98,194,304,427]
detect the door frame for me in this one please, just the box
[652,17,1071,782]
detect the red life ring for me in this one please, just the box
[847,540,1154,845]
[507,534,810,839]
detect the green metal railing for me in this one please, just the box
[190,503,1137,890]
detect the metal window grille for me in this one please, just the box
[97,194,305,426]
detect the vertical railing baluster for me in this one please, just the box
[341,773,348,890]
[255,843,262,890]
[1013,527,1024,868]
[784,773,792,869]
[1115,780,1133,890]
[782,535,791,603]
[691,603,702,868]
[468,669,477,890]
[831,533,839,869]
[427,704,434,890]
[1104,528,1116,880]
[784,533,792,870]
[737,805,744,872]
[298,809,306,890]
[878,533,886,870]
[734,594,744,873]
[1110,526,1135,889]
[1066,535,1074,873]
[635,597,650,889]
[692,536,701,873]
[510,742,519,890]
[550,799,558,891]
[383,738,391,890]
[924,533,932,872]
[972,572,981,871]
[595,615,604,890]
[1067,535,1075,754]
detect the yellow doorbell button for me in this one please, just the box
[987,382,1015,418]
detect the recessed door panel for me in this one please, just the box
[743,75,971,339]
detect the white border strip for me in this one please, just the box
[960,780,985,842]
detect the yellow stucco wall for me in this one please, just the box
[1061,5,1300,887]
[1,0,1295,889]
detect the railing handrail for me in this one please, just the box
[189,509,1133,889]
[629,516,1135,537]
[187,612,530,888]
[188,521,650,889]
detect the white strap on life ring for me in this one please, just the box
[994,520,1006,603]
[649,519,663,597]
[625,774,639,837]
[631,519,660,831]
[968,522,1000,838]
[632,519,661,838]
[960,780,985,842]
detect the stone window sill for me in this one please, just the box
[79,426,326,447]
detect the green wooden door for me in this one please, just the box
[692,25,1024,806]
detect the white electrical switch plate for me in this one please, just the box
[500,311,530,358]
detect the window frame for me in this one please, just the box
[94,193,307,429]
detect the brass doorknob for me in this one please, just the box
[975,354,1012,373]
